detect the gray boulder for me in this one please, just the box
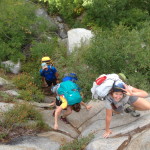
[1,60,21,74]
[67,28,94,53]
[0,77,9,85]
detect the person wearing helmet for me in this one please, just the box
[51,81,92,130]
[62,73,78,83]
[103,81,149,138]
[40,63,59,88]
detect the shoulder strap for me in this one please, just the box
[48,65,55,73]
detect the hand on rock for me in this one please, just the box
[54,124,58,130]
[103,129,112,138]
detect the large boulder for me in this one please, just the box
[1,60,21,74]
[0,77,9,85]
[67,28,94,53]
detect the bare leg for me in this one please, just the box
[62,106,72,118]
[132,97,150,111]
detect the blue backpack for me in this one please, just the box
[62,73,78,83]
[57,81,82,105]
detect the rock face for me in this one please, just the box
[67,28,94,53]
[3,90,20,96]
[0,77,10,85]
[1,77,150,150]
[35,8,57,30]
[6,136,60,150]
[1,60,21,74]
[0,102,14,112]
[124,129,150,150]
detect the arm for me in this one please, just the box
[54,106,63,130]
[123,85,148,98]
[103,109,113,138]
[55,72,59,79]
[80,101,92,110]
[55,72,59,83]
[54,95,68,130]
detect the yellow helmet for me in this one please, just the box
[41,56,53,65]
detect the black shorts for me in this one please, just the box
[46,78,57,86]
[56,97,62,106]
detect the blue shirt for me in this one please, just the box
[40,65,57,81]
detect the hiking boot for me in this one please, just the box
[60,116,69,124]
[124,106,133,113]
[124,106,140,117]
[130,110,140,117]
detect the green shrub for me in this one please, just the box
[13,73,44,102]
[60,134,94,150]
[84,24,150,91]
[0,0,36,62]
[2,103,49,130]
[0,132,8,140]
[30,39,58,62]
[0,91,16,103]
[84,0,150,28]
[39,0,84,26]
[0,0,56,63]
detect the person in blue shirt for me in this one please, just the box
[40,63,59,87]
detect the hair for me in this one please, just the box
[72,103,81,112]
[110,89,126,98]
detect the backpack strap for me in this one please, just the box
[48,65,55,74]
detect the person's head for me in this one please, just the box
[41,56,51,65]
[72,103,81,112]
[111,81,126,101]
[41,62,48,70]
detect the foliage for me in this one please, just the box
[0,0,35,62]
[84,0,150,28]
[1,103,49,130]
[13,73,44,102]
[30,39,58,62]
[0,0,56,63]
[0,91,17,103]
[84,24,150,90]
[38,0,150,28]
[60,134,94,150]
[39,0,84,25]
